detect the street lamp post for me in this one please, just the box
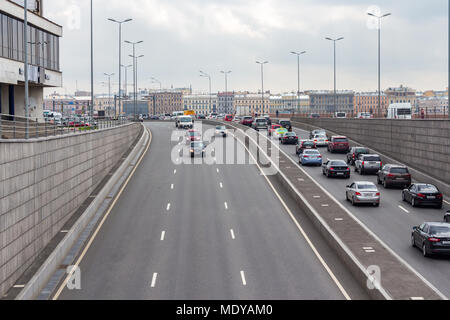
[200,71,212,114]
[220,70,232,114]
[90,0,94,121]
[368,12,391,118]
[125,40,143,119]
[290,51,306,114]
[23,0,29,138]
[104,73,115,116]
[256,61,268,117]
[108,18,132,118]
[325,37,344,115]
[121,64,133,99]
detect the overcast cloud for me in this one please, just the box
[44,0,448,96]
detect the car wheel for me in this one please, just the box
[377,176,382,185]
[412,198,417,207]
[351,196,356,206]
[360,169,364,175]
[436,204,443,210]
[374,203,380,207]
[383,180,388,189]
[422,244,430,258]
[327,171,331,178]
[411,235,416,248]
[346,192,349,201]
[322,170,326,176]
[402,192,406,202]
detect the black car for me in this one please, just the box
[402,184,443,209]
[277,119,292,131]
[346,147,370,165]
[281,132,298,145]
[411,222,450,257]
[445,211,450,223]
[322,160,350,179]
[197,114,206,119]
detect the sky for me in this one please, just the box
[43,0,449,96]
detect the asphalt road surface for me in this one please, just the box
[276,125,450,298]
[58,122,369,300]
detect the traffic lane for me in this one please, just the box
[59,122,182,299]
[278,126,450,297]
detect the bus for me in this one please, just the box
[387,103,412,119]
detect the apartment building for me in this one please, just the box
[385,85,416,109]
[354,92,388,116]
[308,90,354,114]
[183,93,218,115]
[234,92,270,116]
[0,0,62,119]
[217,92,234,114]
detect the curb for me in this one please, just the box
[15,125,150,300]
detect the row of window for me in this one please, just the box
[0,12,60,71]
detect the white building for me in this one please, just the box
[0,0,62,119]
[183,94,218,115]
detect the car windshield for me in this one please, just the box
[334,138,348,143]
[191,142,204,148]
[417,185,439,193]
[364,156,381,161]
[280,121,291,126]
[390,167,409,174]
[330,161,347,166]
[357,184,377,190]
[256,119,266,123]
[181,118,191,122]
[304,150,320,155]
[303,141,314,146]
[314,135,326,139]
[272,125,281,129]
[429,226,450,237]
[285,132,296,137]
[244,117,252,120]
[189,131,200,136]
[216,126,226,130]
[355,148,369,153]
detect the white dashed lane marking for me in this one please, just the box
[150,273,158,288]
[240,271,247,286]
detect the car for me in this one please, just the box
[346,182,380,207]
[402,184,443,209]
[335,112,347,119]
[263,115,272,126]
[177,116,194,129]
[312,134,328,147]
[347,147,370,166]
[233,116,241,123]
[186,129,202,143]
[268,124,282,136]
[197,114,206,120]
[240,116,253,126]
[356,112,373,119]
[281,132,298,145]
[411,222,450,257]
[252,118,269,131]
[309,129,327,139]
[300,149,322,166]
[215,125,227,137]
[273,128,288,140]
[377,164,412,189]
[445,210,450,223]
[322,160,351,178]
[190,141,206,158]
[327,136,350,153]
[277,119,292,131]
[224,115,233,122]
[217,114,225,120]
[296,140,316,155]
[309,113,321,118]
[355,154,382,175]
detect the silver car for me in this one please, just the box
[346,181,380,207]
[355,154,382,175]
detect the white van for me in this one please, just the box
[387,103,412,119]
[177,115,194,129]
[334,112,347,119]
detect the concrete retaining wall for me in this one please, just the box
[291,118,450,194]
[0,123,141,295]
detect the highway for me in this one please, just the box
[57,122,368,300]
[274,124,450,297]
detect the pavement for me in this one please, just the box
[57,121,369,300]
[277,125,450,298]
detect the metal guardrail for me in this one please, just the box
[0,114,132,140]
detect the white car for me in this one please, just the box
[215,125,228,137]
[313,134,328,147]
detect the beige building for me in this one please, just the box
[385,85,416,108]
[183,94,218,115]
[234,92,271,116]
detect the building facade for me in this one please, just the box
[217,92,234,114]
[233,92,270,116]
[417,96,448,116]
[354,92,388,116]
[183,94,218,115]
[146,91,183,115]
[385,85,416,110]
[308,91,354,114]
[0,0,62,119]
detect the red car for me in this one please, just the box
[225,115,233,122]
[240,116,253,126]
[328,136,350,153]
[268,124,281,136]
[186,130,201,143]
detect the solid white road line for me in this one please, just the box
[151,273,158,288]
[160,231,166,241]
[240,271,247,286]
[230,229,236,240]
[167,203,171,211]
[398,205,410,214]
[224,202,228,210]
[444,200,450,205]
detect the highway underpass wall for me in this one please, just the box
[0,123,142,295]
[291,118,450,195]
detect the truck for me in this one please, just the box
[184,110,196,117]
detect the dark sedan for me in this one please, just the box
[412,222,450,257]
[445,211,450,223]
[402,184,443,209]
[322,160,351,179]
[281,132,298,145]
